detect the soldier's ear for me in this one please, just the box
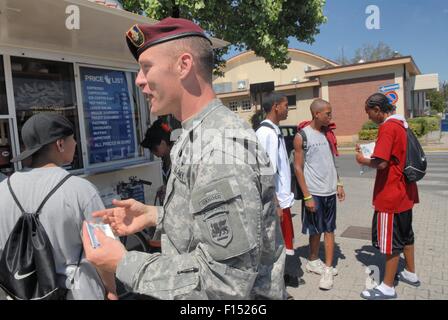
[178,52,193,80]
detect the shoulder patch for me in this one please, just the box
[206,213,232,247]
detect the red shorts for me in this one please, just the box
[280,208,294,255]
[372,210,414,255]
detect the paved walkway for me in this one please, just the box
[287,155,448,300]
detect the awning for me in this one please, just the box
[0,0,228,64]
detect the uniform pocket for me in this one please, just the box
[190,177,255,261]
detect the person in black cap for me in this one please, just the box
[0,113,117,300]
[83,17,287,300]
[140,119,173,188]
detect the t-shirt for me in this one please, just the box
[302,126,338,196]
[256,120,294,209]
[371,119,419,213]
[0,167,106,299]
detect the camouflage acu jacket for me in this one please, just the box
[116,99,286,300]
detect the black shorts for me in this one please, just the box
[301,194,337,235]
[372,209,414,255]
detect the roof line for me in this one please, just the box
[306,55,421,74]
[226,48,339,66]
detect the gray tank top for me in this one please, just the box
[302,126,337,196]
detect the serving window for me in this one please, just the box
[11,56,84,170]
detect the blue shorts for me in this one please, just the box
[301,194,337,235]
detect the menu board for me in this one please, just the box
[81,67,136,164]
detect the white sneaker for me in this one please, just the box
[319,266,334,290]
[305,259,338,276]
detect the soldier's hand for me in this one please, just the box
[92,198,155,236]
[82,222,126,273]
[304,198,316,213]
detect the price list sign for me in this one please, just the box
[81,67,136,164]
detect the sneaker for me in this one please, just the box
[319,267,334,290]
[305,259,338,276]
[397,271,421,287]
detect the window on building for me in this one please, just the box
[287,95,296,108]
[213,82,233,94]
[241,99,251,111]
[228,101,239,112]
[313,87,320,98]
[11,56,84,170]
[80,66,141,165]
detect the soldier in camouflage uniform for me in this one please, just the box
[81,17,286,300]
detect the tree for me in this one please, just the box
[118,0,327,75]
[351,42,398,64]
[441,81,448,112]
[427,89,445,113]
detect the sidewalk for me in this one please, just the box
[287,174,448,300]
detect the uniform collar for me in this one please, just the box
[181,99,222,131]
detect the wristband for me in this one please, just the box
[337,182,344,187]
[303,195,313,201]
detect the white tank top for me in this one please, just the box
[302,126,337,196]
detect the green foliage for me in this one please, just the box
[361,120,378,130]
[408,116,440,136]
[118,0,327,75]
[358,129,378,141]
[426,89,445,113]
[359,116,440,140]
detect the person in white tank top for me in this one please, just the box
[293,99,345,291]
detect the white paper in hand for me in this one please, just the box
[359,142,376,175]
[360,142,376,159]
[86,223,116,249]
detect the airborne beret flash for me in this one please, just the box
[126,17,212,61]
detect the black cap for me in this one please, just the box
[11,113,74,162]
[140,127,152,149]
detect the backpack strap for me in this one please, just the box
[8,173,73,216]
[7,177,26,214]
[35,174,73,215]
[297,129,307,150]
[258,122,283,150]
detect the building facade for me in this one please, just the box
[213,49,439,142]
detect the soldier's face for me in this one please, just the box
[137,44,180,116]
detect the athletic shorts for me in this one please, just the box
[301,194,337,236]
[372,209,414,255]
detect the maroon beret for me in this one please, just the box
[126,17,212,60]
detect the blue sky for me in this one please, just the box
[226,0,448,82]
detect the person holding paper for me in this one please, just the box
[356,93,420,300]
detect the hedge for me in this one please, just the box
[358,129,378,141]
[358,116,440,140]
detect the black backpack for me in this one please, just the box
[403,127,427,182]
[0,174,77,300]
[257,122,307,200]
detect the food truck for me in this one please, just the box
[0,0,227,206]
